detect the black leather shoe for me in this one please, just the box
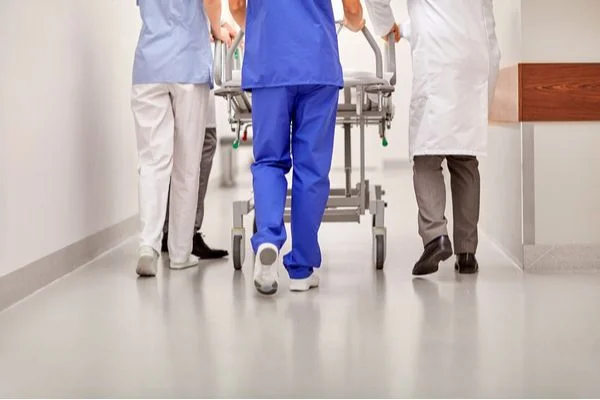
[455,253,479,274]
[412,235,453,276]
[192,233,229,259]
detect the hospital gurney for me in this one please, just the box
[214,23,397,271]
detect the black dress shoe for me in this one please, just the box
[412,235,453,276]
[455,253,479,274]
[192,233,229,259]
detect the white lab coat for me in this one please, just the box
[365,0,501,159]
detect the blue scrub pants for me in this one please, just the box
[250,85,339,279]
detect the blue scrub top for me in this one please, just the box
[241,0,344,90]
[133,0,213,86]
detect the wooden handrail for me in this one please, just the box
[490,63,600,123]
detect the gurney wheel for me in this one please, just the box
[374,235,385,270]
[233,235,243,270]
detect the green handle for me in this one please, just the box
[382,137,389,147]
[234,48,240,60]
[233,140,240,149]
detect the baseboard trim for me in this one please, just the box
[0,215,139,312]
[525,244,600,272]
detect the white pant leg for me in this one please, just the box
[131,84,175,253]
[168,83,210,263]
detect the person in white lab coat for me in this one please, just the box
[365,0,501,275]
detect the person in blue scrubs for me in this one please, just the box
[229,0,365,294]
[132,0,231,277]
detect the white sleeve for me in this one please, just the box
[364,0,396,37]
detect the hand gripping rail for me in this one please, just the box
[214,25,398,271]
[214,31,245,88]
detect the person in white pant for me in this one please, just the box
[161,22,238,261]
[161,93,229,260]
[132,0,232,277]
[364,0,501,275]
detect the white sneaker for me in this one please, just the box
[253,243,280,295]
[137,246,158,277]
[289,273,320,292]
[170,254,200,270]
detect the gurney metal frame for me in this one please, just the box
[214,23,397,271]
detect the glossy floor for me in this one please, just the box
[1,169,600,398]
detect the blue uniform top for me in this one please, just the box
[241,0,344,90]
[133,0,213,86]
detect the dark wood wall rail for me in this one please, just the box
[490,63,600,123]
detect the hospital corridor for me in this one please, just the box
[1,0,600,399]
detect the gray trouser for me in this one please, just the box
[413,155,480,254]
[164,127,217,233]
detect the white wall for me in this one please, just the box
[522,0,600,64]
[534,123,600,244]
[0,0,141,276]
[521,0,600,244]
[479,0,525,264]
